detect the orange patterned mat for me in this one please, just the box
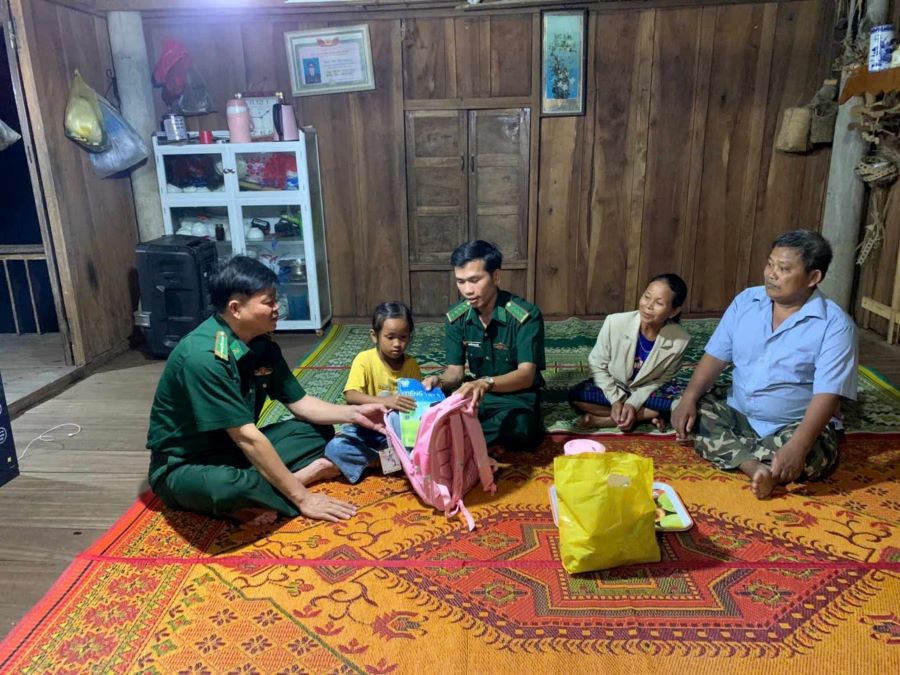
[2,435,899,674]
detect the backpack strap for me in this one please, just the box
[462,412,497,494]
[448,412,466,503]
[456,501,476,531]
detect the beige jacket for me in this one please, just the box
[588,310,691,411]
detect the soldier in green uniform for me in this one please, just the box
[436,240,546,451]
[147,257,386,524]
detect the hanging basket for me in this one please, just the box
[855,154,899,187]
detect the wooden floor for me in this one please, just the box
[0,328,896,641]
[0,333,73,413]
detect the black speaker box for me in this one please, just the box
[135,235,218,357]
[0,374,18,488]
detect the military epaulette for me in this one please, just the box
[505,298,532,324]
[213,331,230,361]
[446,301,469,323]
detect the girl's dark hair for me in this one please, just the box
[372,301,414,333]
[209,256,277,312]
[649,273,688,323]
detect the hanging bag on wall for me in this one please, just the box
[64,70,108,152]
[0,118,22,152]
[89,97,149,178]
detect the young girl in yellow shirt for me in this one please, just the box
[324,302,439,483]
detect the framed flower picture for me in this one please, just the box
[541,10,587,116]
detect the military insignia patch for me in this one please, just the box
[254,367,274,376]
[446,301,469,323]
[214,331,230,361]
[505,299,531,323]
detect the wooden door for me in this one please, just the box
[405,110,468,268]
[468,108,530,266]
[11,0,139,365]
[405,107,531,314]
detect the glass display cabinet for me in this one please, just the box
[152,129,332,330]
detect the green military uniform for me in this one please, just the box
[147,314,333,517]
[445,289,545,450]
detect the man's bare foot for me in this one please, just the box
[576,413,614,429]
[750,466,775,499]
[294,457,341,486]
[739,459,775,499]
[230,508,279,527]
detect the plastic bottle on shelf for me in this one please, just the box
[226,93,252,143]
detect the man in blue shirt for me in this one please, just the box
[672,230,857,499]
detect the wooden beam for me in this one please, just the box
[404,96,533,110]
[43,0,102,16]
[86,0,808,17]
[0,245,45,257]
[525,11,539,301]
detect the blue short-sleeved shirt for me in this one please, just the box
[705,286,858,437]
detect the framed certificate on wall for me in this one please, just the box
[284,25,375,97]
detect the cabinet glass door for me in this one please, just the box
[235,151,300,192]
[168,206,233,261]
[161,153,226,193]
[239,204,309,322]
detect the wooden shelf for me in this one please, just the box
[839,66,900,103]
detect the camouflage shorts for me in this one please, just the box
[693,396,839,481]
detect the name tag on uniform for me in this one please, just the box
[464,341,481,349]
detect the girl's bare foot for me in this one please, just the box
[651,416,667,432]
[230,508,279,527]
[294,457,341,486]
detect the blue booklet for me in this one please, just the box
[396,378,445,446]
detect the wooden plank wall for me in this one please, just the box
[142,0,833,319]
[13,0,139,364]
[538,0,834,317]
[853,0,900,336]
[855,180,900,336]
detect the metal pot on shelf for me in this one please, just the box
[279,257,306,283]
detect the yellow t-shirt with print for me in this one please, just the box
[344,348,422,397]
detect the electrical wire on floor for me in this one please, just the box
[18,423,82,461]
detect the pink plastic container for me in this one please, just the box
[563,439,607,455]
[226,97,252,143]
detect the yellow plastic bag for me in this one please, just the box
[554,452,660,573]
[64,70,108,152]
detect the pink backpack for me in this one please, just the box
[383,393,497,530]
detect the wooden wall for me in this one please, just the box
[538,0,834,316]
[143,0,834,319]
[854,0,900,338]
[855,184,900,337]
[13,0,140,364]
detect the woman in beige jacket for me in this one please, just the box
[570,274,690,431]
